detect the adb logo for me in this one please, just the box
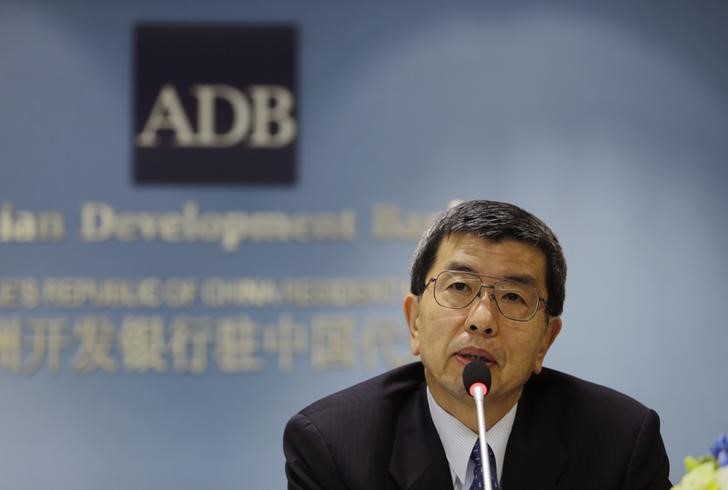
[134,24,297,184]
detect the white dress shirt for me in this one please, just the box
[426,387,517,490]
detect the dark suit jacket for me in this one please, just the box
[283,362,671,490]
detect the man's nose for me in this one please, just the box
[466,290,498,336]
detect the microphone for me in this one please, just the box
[463,360,491,397]
[463,361,494,490]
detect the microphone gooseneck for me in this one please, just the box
[462,360,494,490]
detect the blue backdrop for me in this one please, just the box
[1,1,727,488]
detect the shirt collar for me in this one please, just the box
[426,387,517,485]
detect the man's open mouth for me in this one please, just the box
[461,353,489,362]
[455,350,496,366]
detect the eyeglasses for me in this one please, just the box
[426,270,550,322]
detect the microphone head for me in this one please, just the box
[462,360,492,397]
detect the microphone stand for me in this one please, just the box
[472,384,493,490]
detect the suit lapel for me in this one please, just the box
[389,384,454,490]
[501,375,568,490]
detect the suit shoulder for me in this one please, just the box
[284,363,430,488]
[296,362,425,419]
[531,368,652,419]
[283,363,425,479]
[516,369,671,488]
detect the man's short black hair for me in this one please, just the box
[410,200,567,316]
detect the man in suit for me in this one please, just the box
[284,200,671,489]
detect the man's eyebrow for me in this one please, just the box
[502,274,538,287]
[441,261,478,273]
[441,262,539,286]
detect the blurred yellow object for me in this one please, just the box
[671,457,719,490]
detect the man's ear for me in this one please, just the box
[403,294,421,356]
[533,316,562,374]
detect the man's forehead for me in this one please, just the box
[432,233,547,284]
[436,232,541,253]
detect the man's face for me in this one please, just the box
[404,233,561,418]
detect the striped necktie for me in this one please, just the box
[469,439,500,490]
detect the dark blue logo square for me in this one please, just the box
[134,24,298,184]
